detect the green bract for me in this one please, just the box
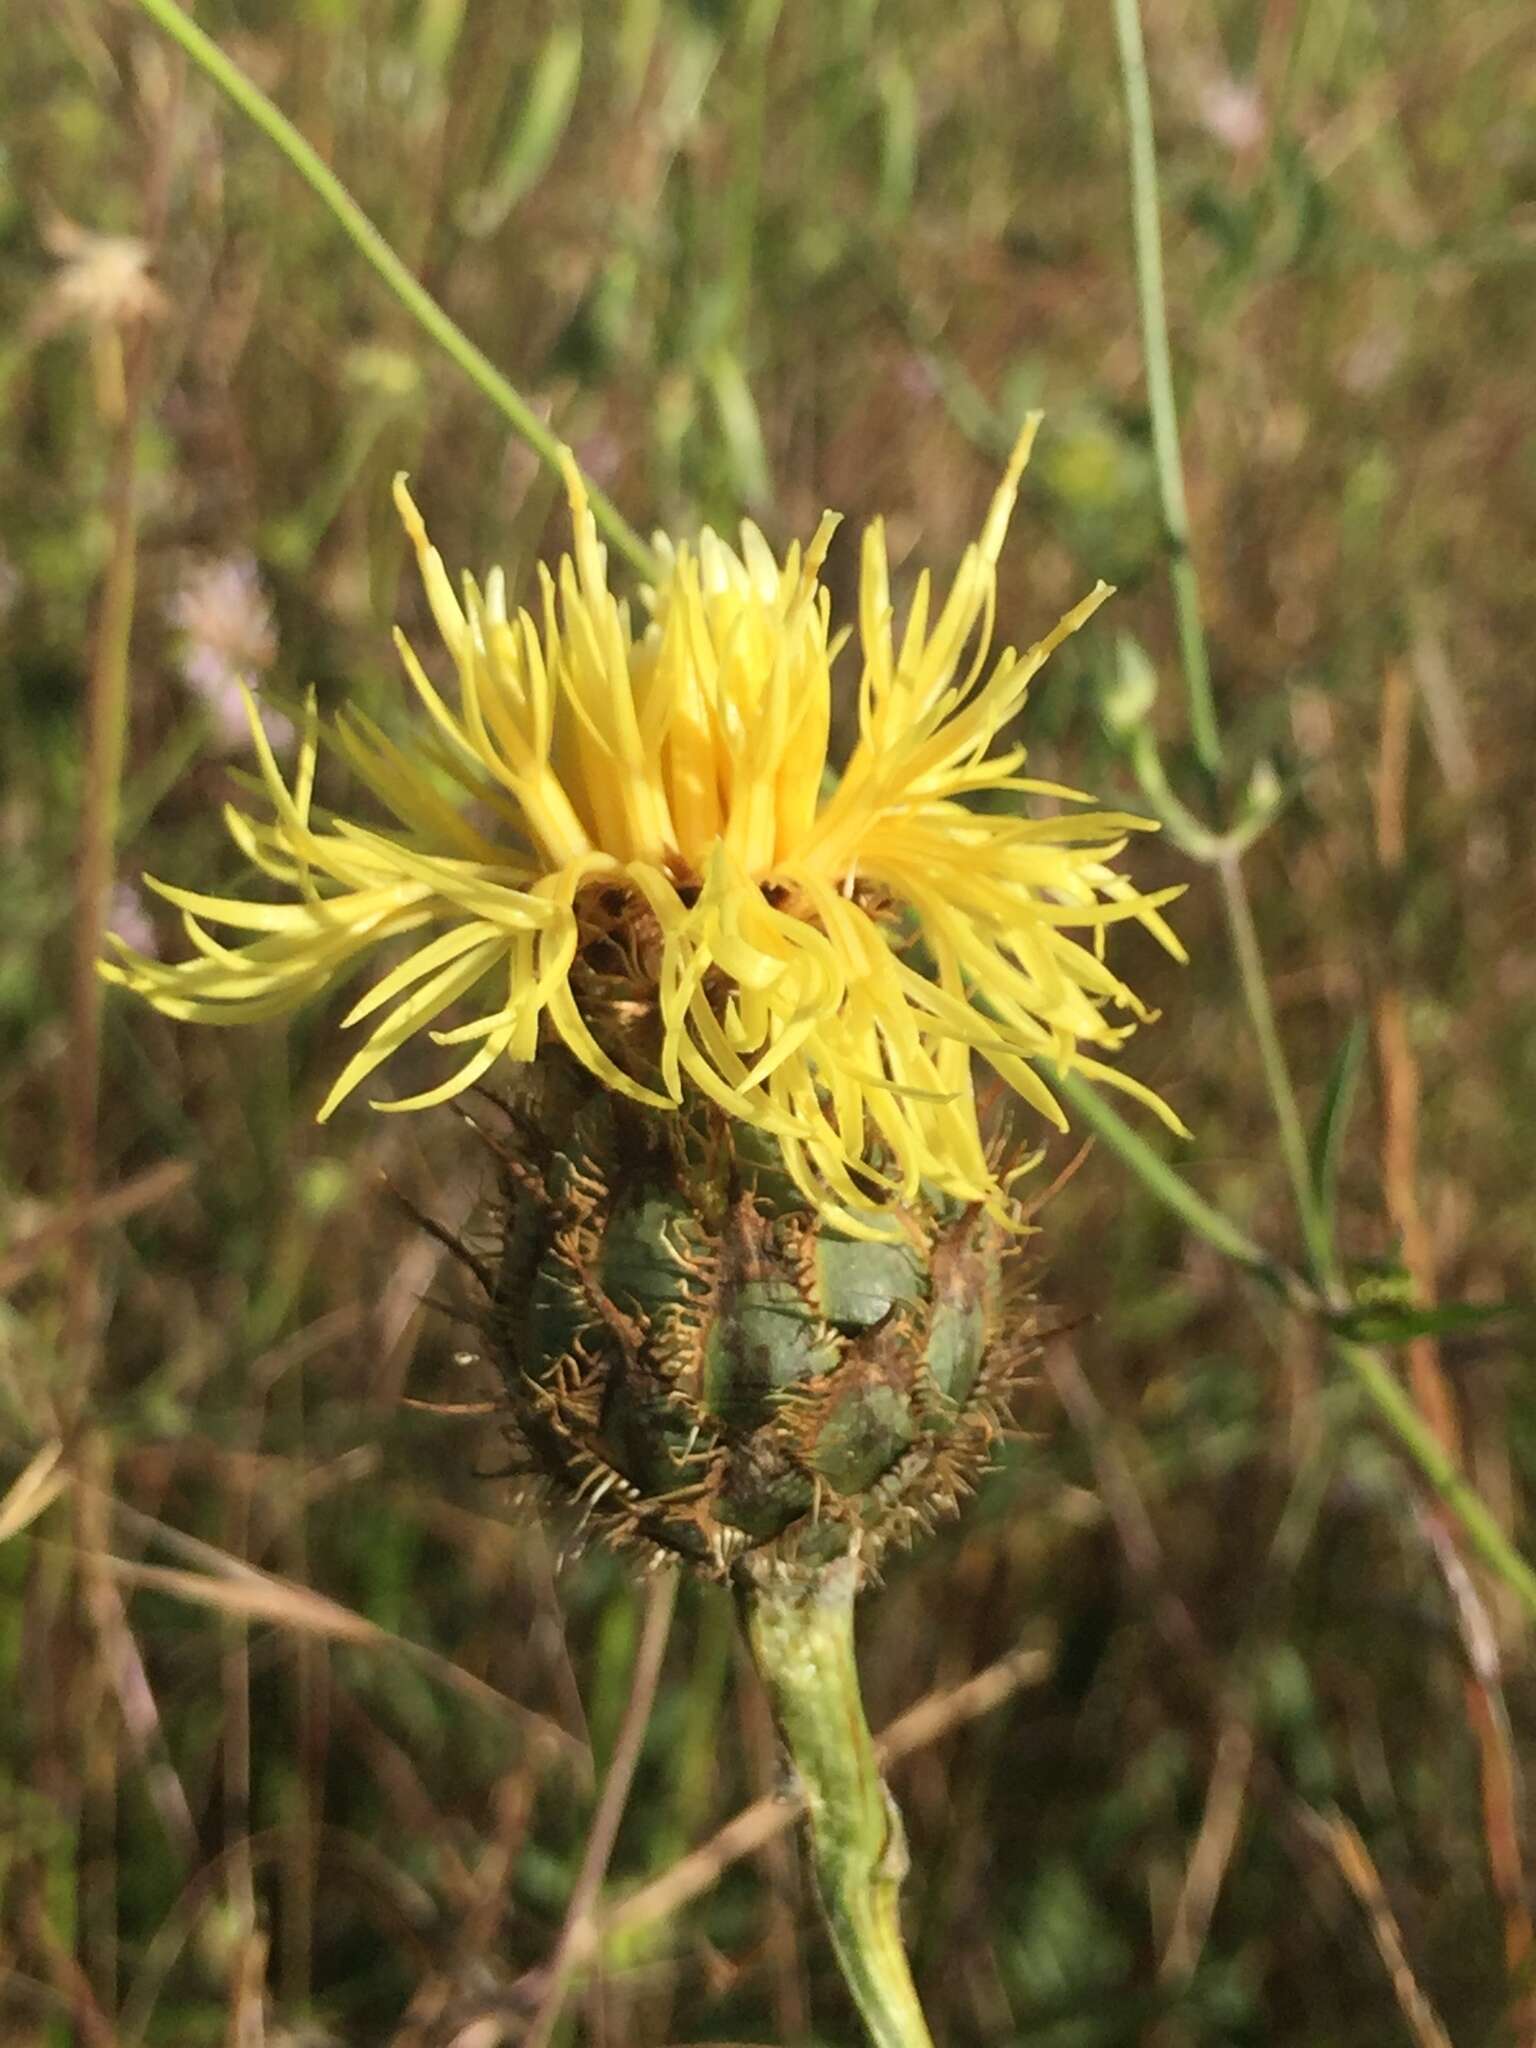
[483,1056,1039,1575]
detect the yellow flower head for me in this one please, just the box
[104,419,1185,1234]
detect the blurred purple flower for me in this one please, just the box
[1340,323,1406,396]
[167,555,293,754]
[107,881,159,959]
[572,430,622,487]
[1196,75,1267,155]
[896,353,941,404]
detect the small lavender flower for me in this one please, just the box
[1340,322,1406,396]
[1196,74,1267,154]
[896,352,941,403]
[167,555,293,754]
[571,429,622,488]
[106,881,159,960]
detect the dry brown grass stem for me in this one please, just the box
[22,1886,119,2048]
[1374,660,1462,1459]
[381,1624,1056,2043]
[1374,658,1536,2034]
[0,1158,193,1296]
[22,1492,586,1770]
[1045,1338,1461,2047]
[1157,1715,1257,1984]
[105,1547,583,1762]
[64,228,161,1389]
[0,1443,69,1545]
[519,1569,680,2048]
[1297,1808,1454,2048]
[52,45,185,2016]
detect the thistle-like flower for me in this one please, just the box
[104,417,1182,1232]
[105,421,1184,1574]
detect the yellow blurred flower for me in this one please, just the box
[104,419,1185,1232]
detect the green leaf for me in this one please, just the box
[1331,1299,1528,1344]
[704,348,771,510]
[1308,1016,1367,1245]
[457,23,583,236]
[874,58,918,223]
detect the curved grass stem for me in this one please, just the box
[1045,1062,1313,1308]
[740,1559,934,2048]
[1109,0,1336,1291]
[127,0,662,584]
[1213,852,1338,1290]
[1109,0,1221,778]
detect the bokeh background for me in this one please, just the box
[4,1,1536,2041]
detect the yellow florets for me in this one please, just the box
[103,419,1186,1233]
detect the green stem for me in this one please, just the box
[128,0,661,584]
[1046,1063,1311,1308]
[740,1559,933,2048]
[1126,723,1223,860]
[1214,854,1337,1289]
[1109,0,1222,778]
[1051,1063,1536,1623]
[1109,0,1335,1294]
[1330,1339,1536,1615]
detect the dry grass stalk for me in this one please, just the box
[1300,1808,1454,2048]
[1374,658,1536,2031]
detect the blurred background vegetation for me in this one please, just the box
[3,0,1535,2041]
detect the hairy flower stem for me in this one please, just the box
[740,1559,934,2048]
